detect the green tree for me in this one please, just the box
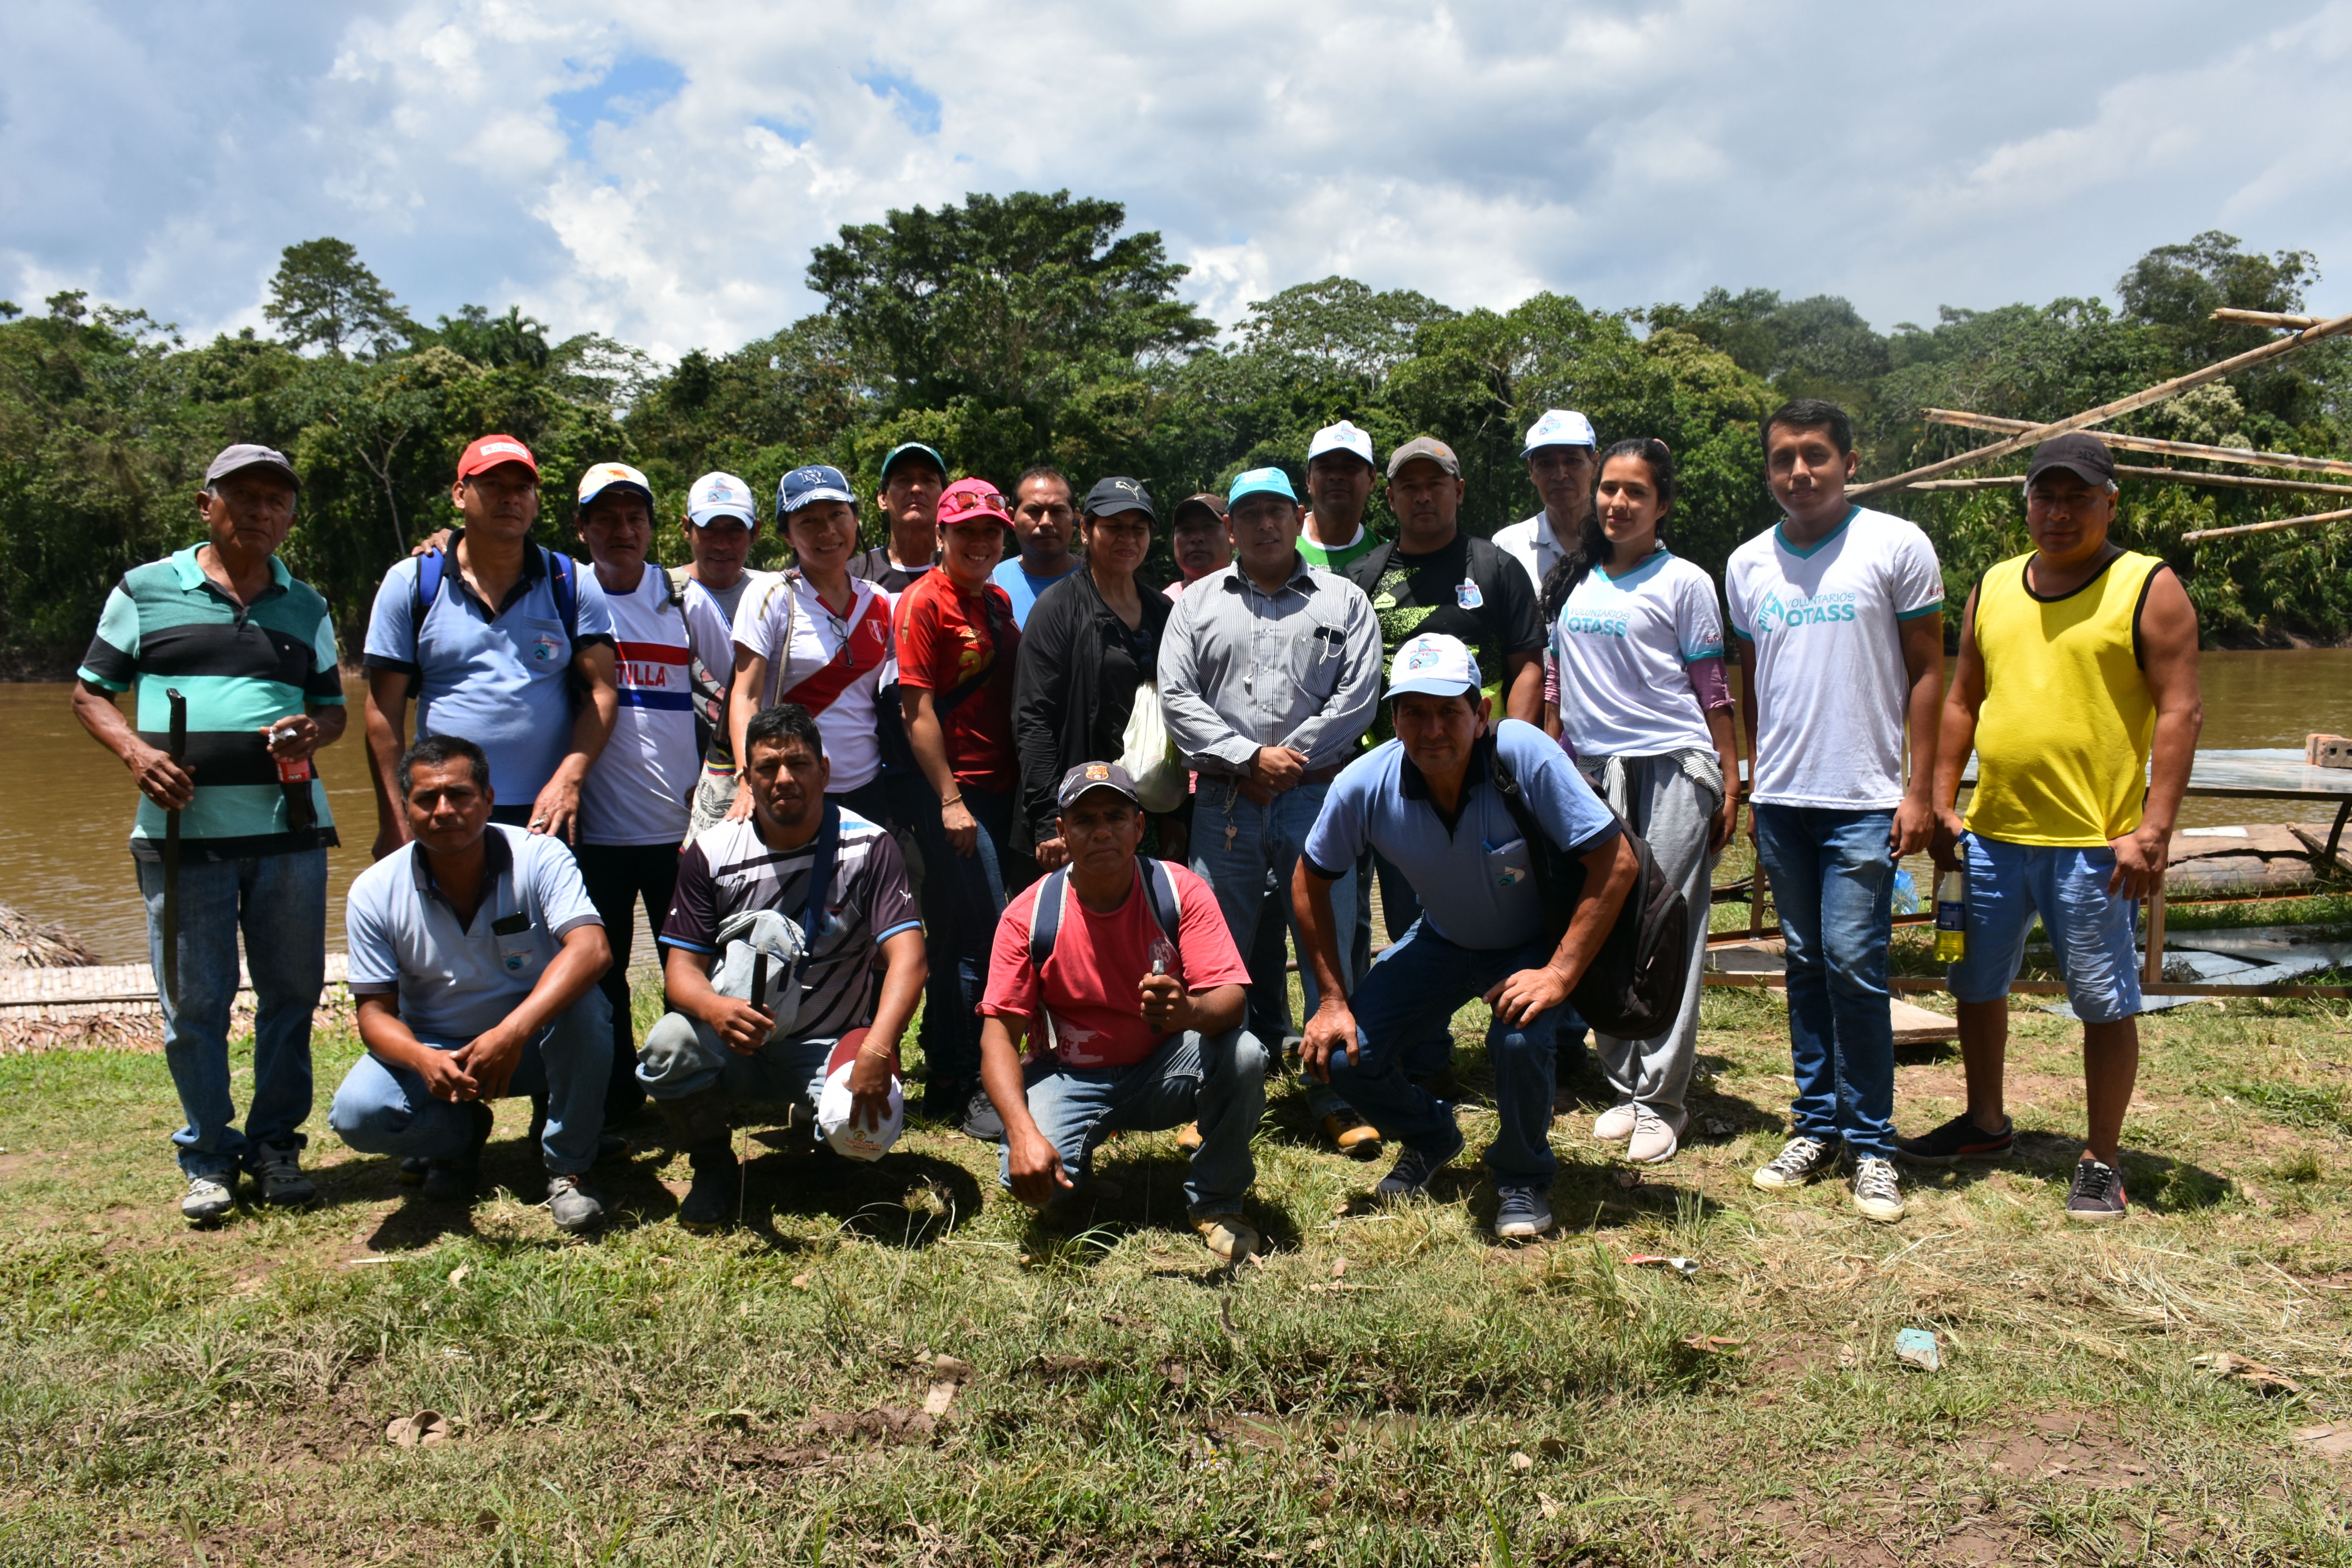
[262,238,412,358]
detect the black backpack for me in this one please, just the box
[1486,737,1690,1039]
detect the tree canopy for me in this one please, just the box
[4,211,2350,672]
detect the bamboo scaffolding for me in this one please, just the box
[2180,506,2352,544]
[1921,408,2352,479]
[1847,310,2352,498]
[1905,466,2352,498]
[2212,309,2324,329]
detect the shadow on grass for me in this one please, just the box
[1897,1125,2236,1214]
[732,1144,985,1250]
[1013,1149,1309,1268]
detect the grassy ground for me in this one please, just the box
[3,969,2351,1566]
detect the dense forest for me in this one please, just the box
[2,190,2347,670]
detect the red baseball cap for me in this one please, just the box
[457,434,539,481]
[936,477,1013,529]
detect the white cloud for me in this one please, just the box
[4,0,2349,358]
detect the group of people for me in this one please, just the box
[72,391,2200,1255]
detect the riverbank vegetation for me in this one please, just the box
[2,982,2348,1563]
[3,194,2348,668]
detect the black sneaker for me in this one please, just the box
[420,1102,495,1203]
[2065,1157,2128,1223]
[918,1079,975,1124]
[679,1138,740,1233]
[1896,1111,2014,1165]
[960,1087,1006,1143]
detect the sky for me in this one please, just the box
[6,0,2352,363]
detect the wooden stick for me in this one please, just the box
[2211,308,2322,329]
[2179,506,2352,543]
[1921,408,2352,479]
[1906,465,2352,497]
[1847,311,2352,498]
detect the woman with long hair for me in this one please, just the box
[1539,438,1740,1165]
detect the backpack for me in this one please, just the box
[706,803,841,1041]
[1349,532,1515,624]
[1485,735,1690,1040]
[410,537,582,701]
[1028,856,1183,967]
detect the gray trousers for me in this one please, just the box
[1588,752,1722,1122]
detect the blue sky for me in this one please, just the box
[5,0,2350,362]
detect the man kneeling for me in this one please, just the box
[330,736,614,1233]
[980,762,1265,1263]
[640,703,925,1231]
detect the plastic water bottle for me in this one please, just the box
[1933,859,1967,964]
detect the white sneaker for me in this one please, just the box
[181,1175,234,1224]
[1592,1102,1637,1142]
[1851,1156,1904,1223]
[1626,1107,1684,1165]
[1753,1134,1838,1191]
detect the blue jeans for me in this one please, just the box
[1002,1027,1266,1216]
[136,849,327,1180]
[327,988,613,1174]
[636,1011,835,1111]
[1948,832,2141,1023]
[1330,920,1562,1186]
[1192,778,1355,1120]
[909,785,1014,1091]
[1751,804,1898,1159]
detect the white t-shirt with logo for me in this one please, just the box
[1724,507,1944,810]
[1551,546,1722,758]
[584,566,734,845]
[732,573,896,793]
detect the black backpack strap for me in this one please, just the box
[1138,856,1181,948]
[1028,867,1070,968]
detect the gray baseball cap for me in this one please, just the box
[204,443,302,493]
[1386,436,1460,480]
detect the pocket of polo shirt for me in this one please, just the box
[1484,838,1534,890]
[513,616,571,673]
[1286,623,1347,700]
[494,935,538,976]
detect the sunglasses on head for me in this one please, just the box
[938,488,1010,521]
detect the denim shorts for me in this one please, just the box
[1946,832,2141,1023]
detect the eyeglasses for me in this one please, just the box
[938,488,1010,521]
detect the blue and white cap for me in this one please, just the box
[1387,632,1480,700]
[1227,466,1298,505]
[687,471,757,527]
[577,461,654,510]
[779,464,856,515]
[1522,408,1597,456]
[1307,419,1376,468]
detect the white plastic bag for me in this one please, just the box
[1118,679,1186,813]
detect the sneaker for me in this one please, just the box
[1494,1185,1553,1240]
[396,1158,428,1187]
[1193,1213,1260,1264]
[1626,1107,1685,1165]
[249,1144,317,1208]
[1375,1130,1464,1199]
[1592,1102,1637,1143]
[1320,1111,1382,1155]
[960,1087,1006,1142]
[918,1079,975,1124]
[181,1174,235,1225]
[1176,1122,1203,1152]
[421,1102,495,1203]
[2065,1157,2129,1223]
[1753,1134,1839,1192]
[545,1174,605,1234]
[679,1139,740,1233]
[1896,1111,2014,1165]
[1852,1156,1905,1222]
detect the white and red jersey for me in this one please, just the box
[583,564,732,845]
[733,573,895,792]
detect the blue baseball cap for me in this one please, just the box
[1388,633,1481,700]
[1227,466,1298,505]
[779,465,856,515]
[878,441,946,485]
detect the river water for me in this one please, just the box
[5,649,2351,962]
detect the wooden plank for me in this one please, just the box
[1920,408,2352,480]
[1903,466,2352,499]
[2212,309,2323,329]
[1890,998,1958,1045]
[2290,822,2352,875]
[1846,312,2352,498]
[2181,506,2352,544]
[0,952,350,1008]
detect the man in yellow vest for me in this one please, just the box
[1900,433,2202,1221]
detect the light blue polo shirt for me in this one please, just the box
[362,538,615,805]
[345,826,604,1042]
[1303,719,1619,951]
[990,556,1082,629]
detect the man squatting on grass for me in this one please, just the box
[638,702,926,1232]
[1294,633,1641,1241]
[1730,399,1945,1224]
[329,735,615,1234]
[1897,433,2203,1222]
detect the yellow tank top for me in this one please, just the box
[1964,549,2165,847]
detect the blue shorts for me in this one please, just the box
[1946,833,2141,1023]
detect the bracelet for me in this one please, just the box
[940,795,963,808]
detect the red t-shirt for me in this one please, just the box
[982,859,1250,1068]
[893,570,1019,791]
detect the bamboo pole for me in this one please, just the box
[2179,506,2352,543]
[1906,466,2352,497]
[2212,309,2323,329]
[1920,408,2352,479]
[1847,311,2352,498]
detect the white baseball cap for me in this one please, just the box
[1307,419,1376,468]
[1387,632,1481,700]
[577,461,655,510]
[813,1031,904,1161]
[687,470,758,527]
[1522,408,1597,457]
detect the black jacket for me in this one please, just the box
[1010,568,1171,850]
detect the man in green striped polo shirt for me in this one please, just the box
[73,444,347,1224]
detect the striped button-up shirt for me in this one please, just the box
[1158,554,1383,775]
